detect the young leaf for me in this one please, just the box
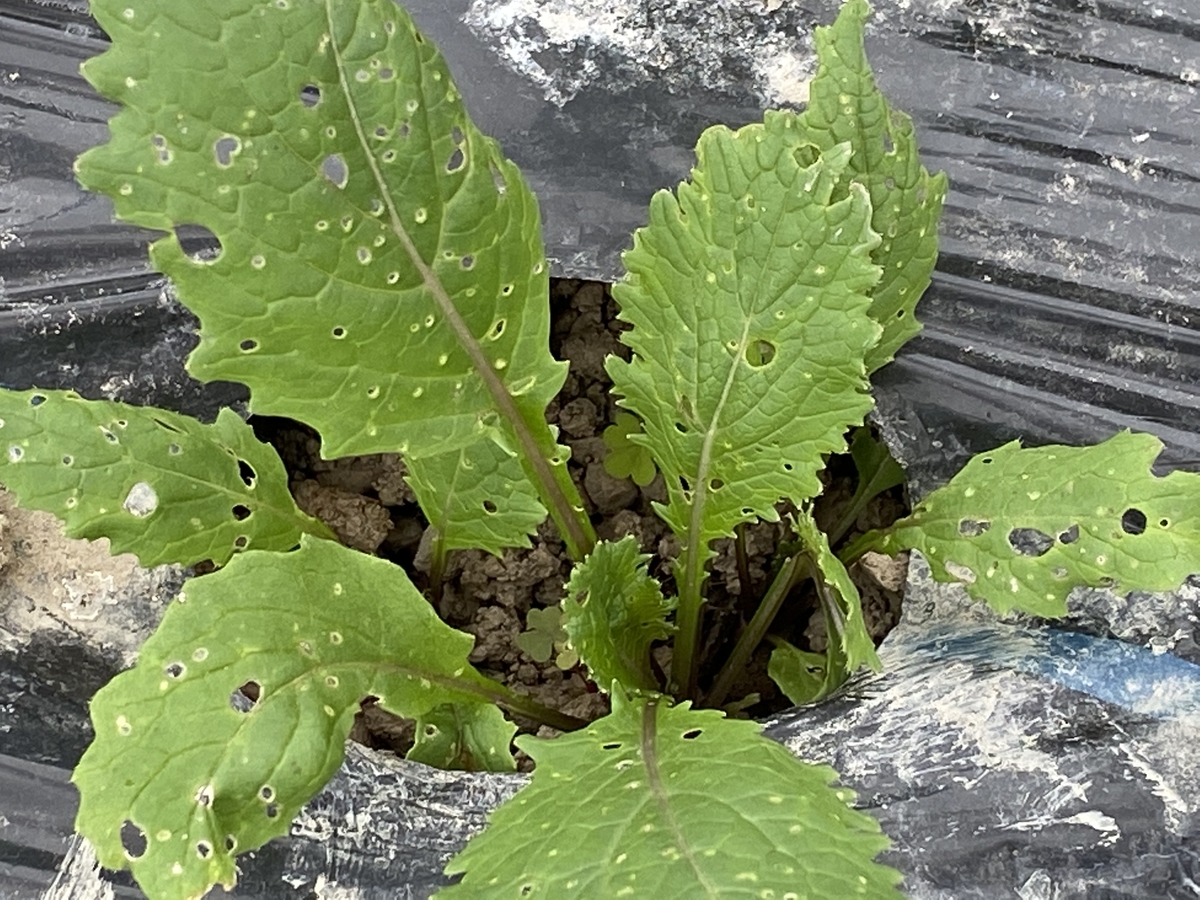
[73,535,514,900]
[440,690,902,899]
[859,431,1200,616]
[562,536,675,693]
[77,0,592,557]
[768,635,843,706]
[850,426,906,502]
[409,702,517,773]
[800,0,947,372]
[602,411,658,487]
[0,389,330,567]
[406,440,545,556]
[794,510,881,675]
[515,606,577,669]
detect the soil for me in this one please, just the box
[250,278,909,765]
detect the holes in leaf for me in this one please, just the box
[237,459,256,487]
[265,804,279,819]
[452,125,465,144]
[745,339,776,367]
[373,125,388,139]
[234,535,248,549]
[230,680,260,713]
[196,841,212,859]
[195,785,214,807]
[332,326,346,339]
[164,662,185,678]
[239,338,258,352]
[1160,518,1171,528]
[398,121,411,138]
[29,393,46,407]
[168,443,181,455]
[322,153,349,189]
[461,254,475,270]
[958,518,990,537]
[674,422,687,434]
[1059,524,1080,544]
[709,478,724,491]
[980,456,994,465]
[260,785,275,802]
[1008,527,1054,557]
[212,135,241,168]
[152,416,183,434]
[487,319,506,340]
[519,885,534,897]
[424,724,439,738]
[299,84,320,107]
[483,500,498,514]
[682,729,702,740]
[101,427,118,443]
[225,835,237,852]
[232,504,251,521]
[1121,507,1147,535]
[793,145,819,167]
[490,163,507,194]
[62,455,73,466]
[120,821,148,860]
[123,482,158,518]
[378,66,394,81]
[601,741,623,751]
[447,147,465,172]
[176,224,222,263]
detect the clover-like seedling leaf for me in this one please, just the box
[440,689,902,899]
[562,536,675,693]
[73,535,512,900]
[602,412,658,487]
[406,440,545,556]
[0,389,331,567]
[794,509,881,675]
[607,122,882,583]
[515,606,569,664]
[78,0,582,555]
[409,702,517,773]
[802,0,948,373]
[861,431,1200,616]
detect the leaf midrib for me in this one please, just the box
[323,0,589,555]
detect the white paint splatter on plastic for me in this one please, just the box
[464,0,816,107]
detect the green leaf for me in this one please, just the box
[864,431,1200,616]
[849,426,906,499]
[515,606,567,664]
[801,0,948,372]
[73,535,510,900]
[767,636,842,706]
[406,440,546,556]
[607,121,882,564]
[562,537,675,693]
[77,0,578,553]
[440,690,901,899]
[602,412,658,487]
[0,389,330,567]
[794,510,881,674]
[409,702,517,773]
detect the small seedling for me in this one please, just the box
[2,1,1198,898]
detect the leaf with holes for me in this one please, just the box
[439,689,901,899]
[768,636,843,706]
[794,509,880,675]
[800,0,947,373]
[77,0,590,557]
[0,389,331,567]
[607,123,882,684]
[859,431,1200,616]
[562,536,675,693]
[72,535,513,900]
[406,439,545,556]
[409,702,517,773]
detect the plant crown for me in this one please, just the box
[1,0,1198,898]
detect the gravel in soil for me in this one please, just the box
[251,279,909,767]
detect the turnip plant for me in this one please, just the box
[2,1,1198,897]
